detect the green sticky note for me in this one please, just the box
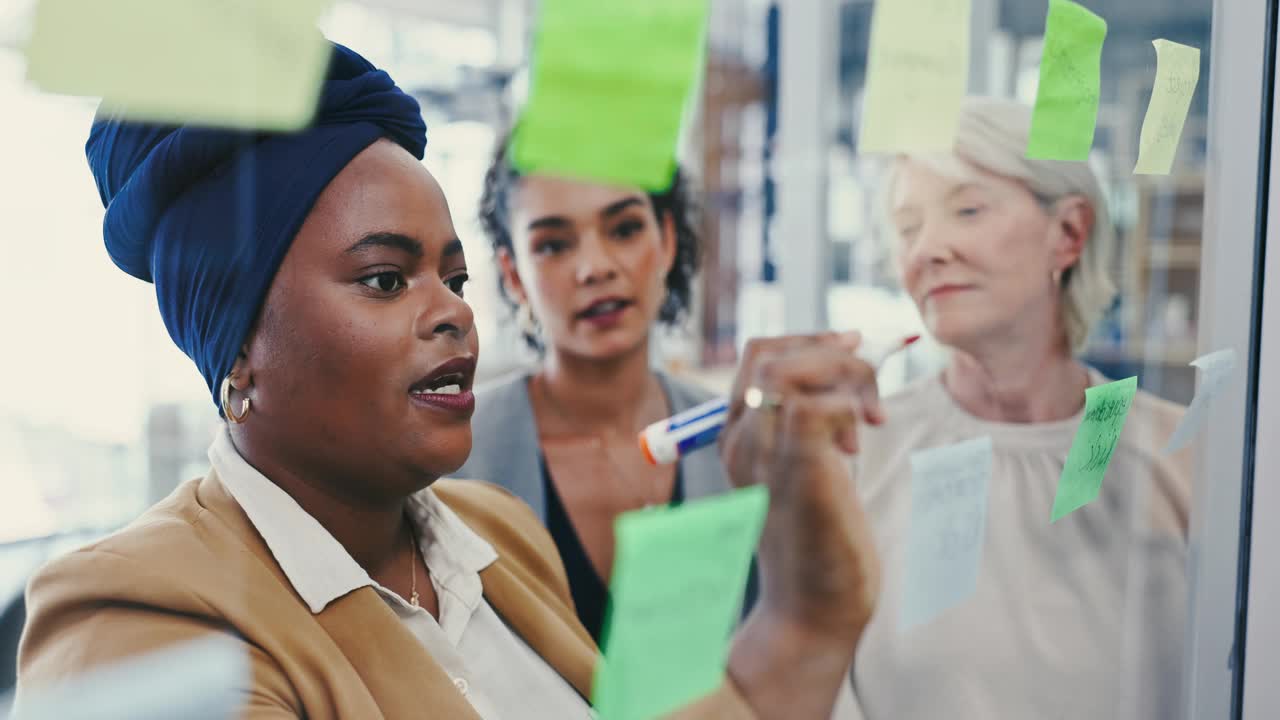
[1051,376,1138,522]
[1134,40,1201,175]
[24,0,331,131]
[593,485,768,720]
[859,0,971,153]
[511,0,709,191]
[1026,0,1108,161]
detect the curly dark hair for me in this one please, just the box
[478,133,702,350]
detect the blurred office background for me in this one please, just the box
[0,0,1215,694]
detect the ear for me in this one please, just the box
[227,345,253,391]
[497,247,528,305]
[658,208,678,276]
[1050,195,1094,274]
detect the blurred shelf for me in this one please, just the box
[1148,245,1202,269]
[1088,341,1200,367]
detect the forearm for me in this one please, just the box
[725,609,861,720]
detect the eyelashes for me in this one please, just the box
[356,271,469,297]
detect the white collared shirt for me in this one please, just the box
[209,428,592,720]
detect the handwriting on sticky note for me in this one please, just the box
[859,0,971,153]
[24,0,331,130]
[900,436,991,632]
[1051,376,1137,522]
[512,0,709,191]
[1165,348,1238,453]
[592,485,767,720]
[1026,0,1108,161]
[1134,40,1201,175]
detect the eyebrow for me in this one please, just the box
[944,182,983,199]
[601,196,645,218]
[345,232,424,258]
[525,196,647,232]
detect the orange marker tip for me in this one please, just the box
[637,433,659,465]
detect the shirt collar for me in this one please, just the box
[208,427,497,614]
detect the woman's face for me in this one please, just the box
[890,157,1088,352]
[237,140,479,499]
[501,175,677,361]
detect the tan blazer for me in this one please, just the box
[15,471,753,719]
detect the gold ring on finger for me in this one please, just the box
[744,386,784,411]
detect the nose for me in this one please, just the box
[904,220,956,273]
[416,281,475,342]
[575,231,620,286]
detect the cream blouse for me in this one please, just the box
[844,370,1192,720]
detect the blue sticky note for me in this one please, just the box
[4,635,248,720]
[900,436,992,632]
[1164,349,1238,453]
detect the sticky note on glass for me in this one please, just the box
[858,0,971,153]
[593,485,767,720]
[1134,40,1201,175]
[1026,0,1108,161]
[8,635,247,720]
[1051,376,1137,522]
[1165,348,1238,453]
[24,0,331,130]
[511,0,708,191]
[900,436,992,632]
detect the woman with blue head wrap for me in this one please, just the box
[16,42,885,719]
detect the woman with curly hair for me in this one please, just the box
[454,140,755,642]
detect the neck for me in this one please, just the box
[227,429,411,577]
[943,329,1087,424]
[539,340,661,435]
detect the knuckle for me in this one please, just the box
[755,357,781,384]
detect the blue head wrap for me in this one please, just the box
[85,43,427,410]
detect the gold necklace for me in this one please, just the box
[535,376,668,510]
[407,520,420,608]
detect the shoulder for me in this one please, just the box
[472,369,533,408]
[880,372,946,415]
[1121,388,1192,527]
[16,481,296,706]
[467,371,535,439]
[861,374,949,457]
[856,374,965,503]
[1127,387,1185,436]
[1111,384,1187,461]
[26,481,219,614]
[455,370,537,481]
[430,479,571,597]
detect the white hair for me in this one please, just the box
[878,96,1117,353]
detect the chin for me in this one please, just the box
[924,317,982,351]
[410,431,473,480]
[576,325,650,359]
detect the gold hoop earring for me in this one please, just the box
[220,375,251,424]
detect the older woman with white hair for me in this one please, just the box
[843,97,1192,720]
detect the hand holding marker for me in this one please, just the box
[638,335,922,465]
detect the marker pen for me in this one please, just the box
[638,335,921,465]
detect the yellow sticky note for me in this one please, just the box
[1134,40,1201,175]
[859,0,971,153]
[24,0,332,131]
